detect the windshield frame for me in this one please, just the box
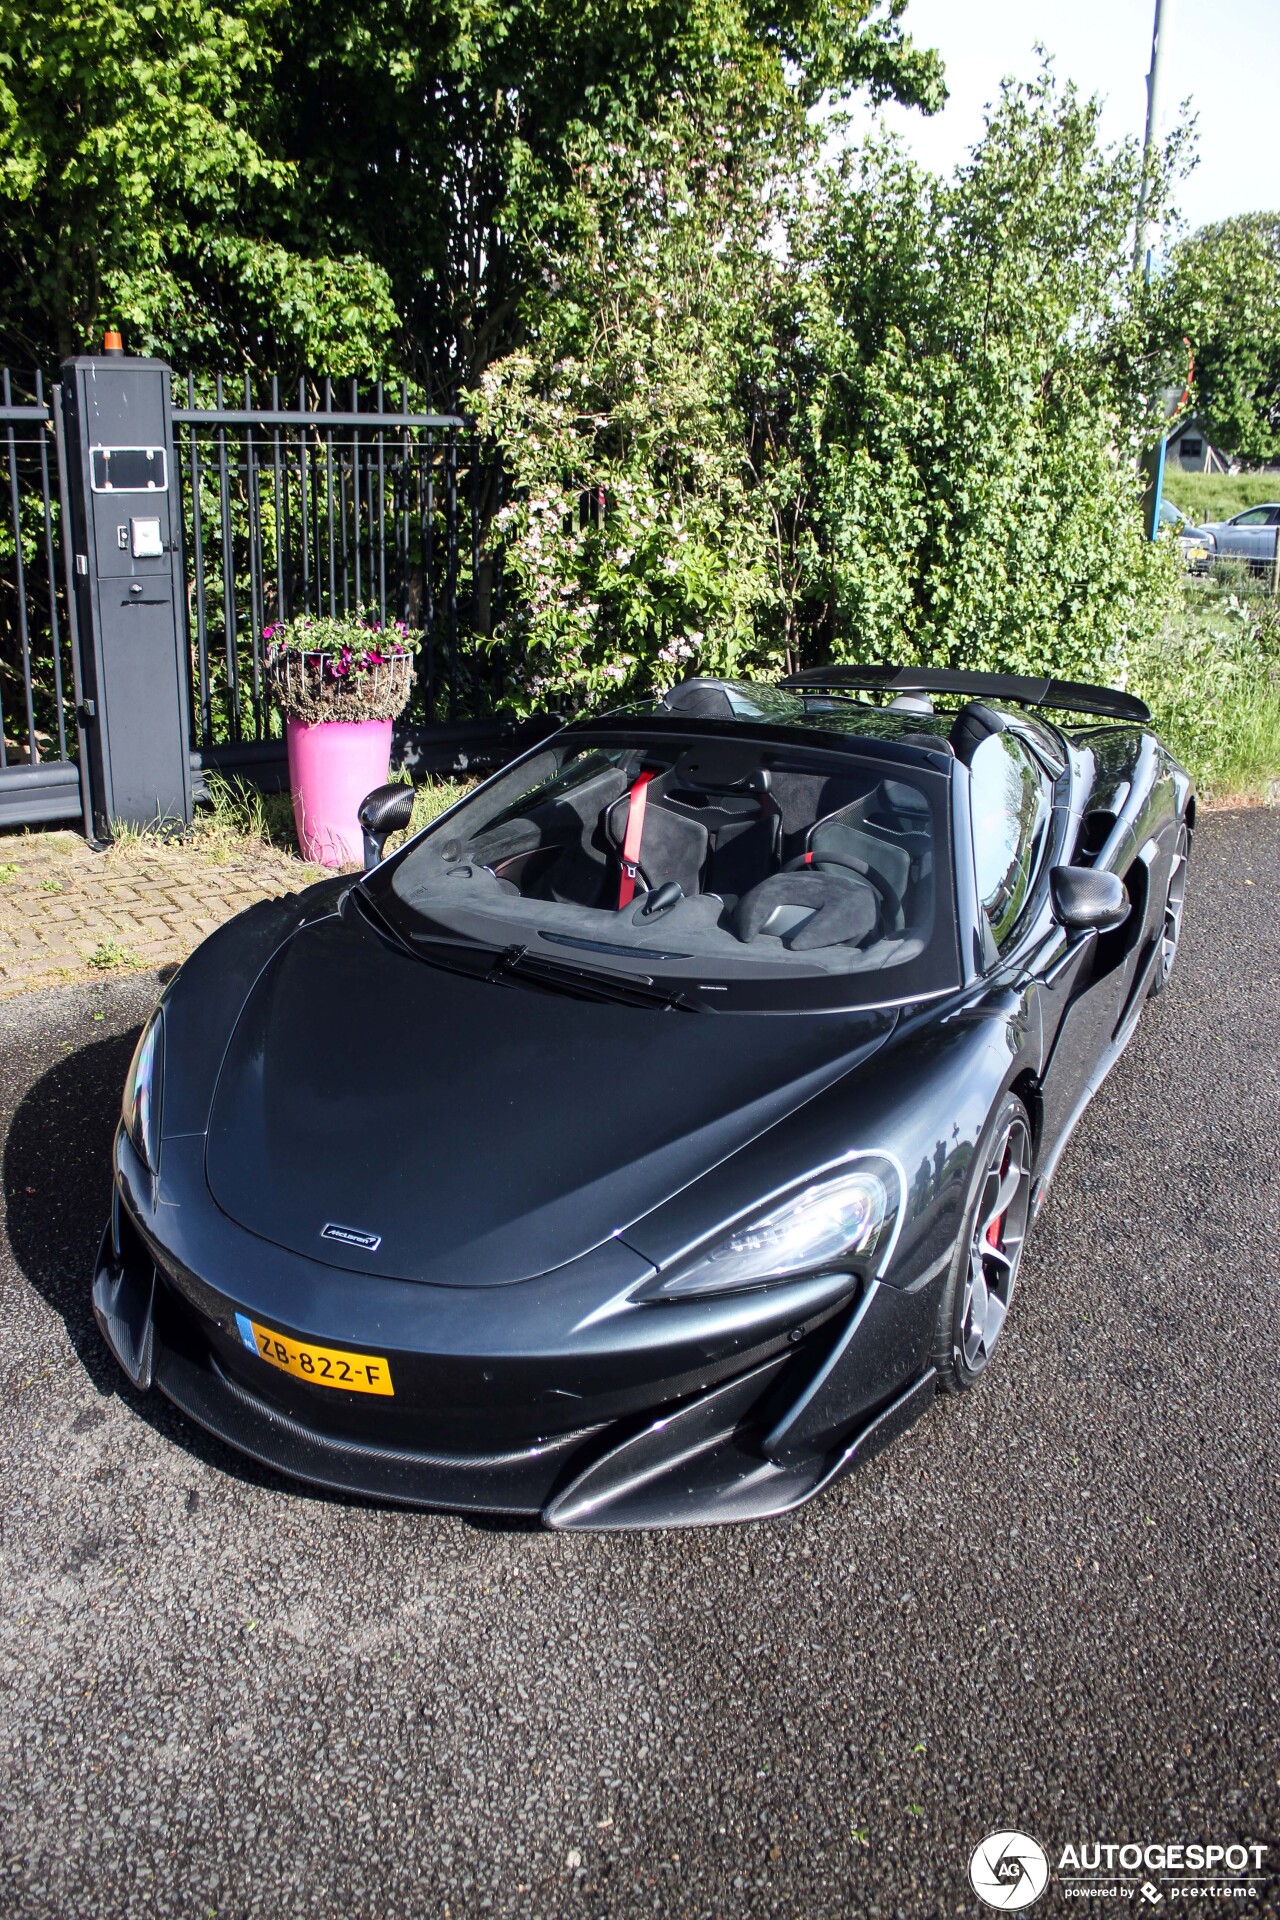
[365,722,963,1014]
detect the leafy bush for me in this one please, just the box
[472,69,1187,715]
[804,73,1183,682]
[1131,578,1280,799]
[469,113,789,712]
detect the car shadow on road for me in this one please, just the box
[2,1023,537,1529]
[3,1026,345,1505]
[5,1025,139,1398]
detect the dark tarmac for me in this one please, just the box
[1,809,1276,1918]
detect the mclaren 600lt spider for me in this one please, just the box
[94,666,1192,1528]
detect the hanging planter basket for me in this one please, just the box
[266,646,415,726]
[264,615,419,867]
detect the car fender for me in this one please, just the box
[161,878,347,1136]
[620,992,1039,1297]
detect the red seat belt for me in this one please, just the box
[617,772,654,908]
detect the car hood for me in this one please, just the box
[204,895,898,1286]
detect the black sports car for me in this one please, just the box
[94,665,1193,1529]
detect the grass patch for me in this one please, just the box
[192,774,300,863]
[1133,571,1280,802]
[106,814,187,850]
[97,768,474,868]
[408,777,471,833]
[193,767,472,864]
[0,861,17,882]
[87,937,139,971]
[1163,471,1280,527]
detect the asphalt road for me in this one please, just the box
[1,809,1277,1920]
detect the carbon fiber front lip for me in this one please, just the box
[152,1336,603,1514]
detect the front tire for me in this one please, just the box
[932,1093,1033,1394]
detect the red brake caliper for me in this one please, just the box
[985,1144,1009,1249]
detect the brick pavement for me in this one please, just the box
[0,829,327,998]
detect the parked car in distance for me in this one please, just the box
[1187,501,1280,573]
[1158,498,1213,572]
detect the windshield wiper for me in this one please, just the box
[487,943,700,1012]
[361,895,700,1010]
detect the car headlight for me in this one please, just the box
[122,1009,163,1173]
[639,1155,904,1300]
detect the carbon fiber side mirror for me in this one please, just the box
[358,783,415,870]
[1050,865,1130,933]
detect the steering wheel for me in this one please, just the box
[783,849,894,926]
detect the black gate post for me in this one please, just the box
[60,345,193,838]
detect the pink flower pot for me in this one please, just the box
[287,716,393,867]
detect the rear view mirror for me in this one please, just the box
[358,783,415,870]
[1050,865,1130,934]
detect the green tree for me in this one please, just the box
[801,67,1184,682]
[476,67,1185,712]
[470,107,790,710]
[0,0,398,370]
[1162,213,1280,467]
[0,0,942,380]
[275,0,942,394]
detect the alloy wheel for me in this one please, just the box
[1156,823,1189,989]
[959,1117,1033,1375]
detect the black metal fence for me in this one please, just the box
[0,363,531,834]
[0,369,87,828]
[0,370,84,814]
[173,376,503,752]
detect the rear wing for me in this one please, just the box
[780,664,1150,725]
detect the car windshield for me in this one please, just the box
[365,725,961,1012]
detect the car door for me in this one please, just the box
[1219,506,1278,567]
[1033,775,1143,1159]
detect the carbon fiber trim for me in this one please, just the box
[153,1339,600,1513]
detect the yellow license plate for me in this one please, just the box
[234,1313,394,1395]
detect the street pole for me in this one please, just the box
[1135,0,1175,275]
[1139,0,1175,540]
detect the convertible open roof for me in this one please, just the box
[779,664,1150,725]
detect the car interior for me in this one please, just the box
[387,686,951,981]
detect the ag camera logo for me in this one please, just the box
[969,1830,1050,1911]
